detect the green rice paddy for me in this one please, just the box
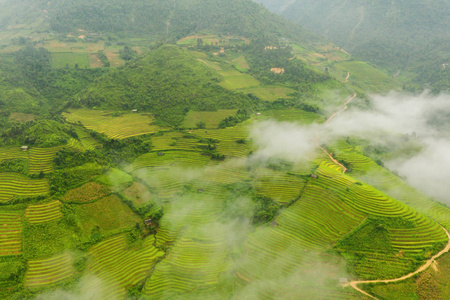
[24,200,63,224]
[25,252,74,288]
[0,211,23,256]
[0,173,48,202]
[63,109,163,139]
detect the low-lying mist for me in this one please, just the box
[35,91,450,299]
[250,90,450,203]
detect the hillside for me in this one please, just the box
[0,0,316,44]
[257,0,450,92]
[76,45,260,125]
[0,0,450,299]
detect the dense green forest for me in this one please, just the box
[0,46,107,117]
[257,0,450,92]
[0,0,317,44]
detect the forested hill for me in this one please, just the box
[256,0,450,92]
[76,45,259,126]
[1,0,316,43]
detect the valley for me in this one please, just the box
[0,0,449,299]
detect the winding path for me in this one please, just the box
[326,92,356,125]
[344,226,450,299]
[343,72,350,83]
[315,92,357,173]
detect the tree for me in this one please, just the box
[196,120,206,129]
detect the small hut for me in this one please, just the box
[311,174,318,179]
[157,152,165,156]
[144,218,152,226]
[21,146,29,151]
[256,112,261,116]
[197,189,204,193]
[132,109,138,113]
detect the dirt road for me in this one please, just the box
[344,225,450,299]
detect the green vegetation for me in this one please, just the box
[334,61,398,92]
[24,200,63,224]
[51,52,90,69]
[77,45,259,125]
[63,109,162,139]
[0,212,23,256]
[70,195,141,236]
[262,0,450,92]
[0,0,448,298]
[25,253,74,288]
[88,234,164,299]
[0,173,48,203]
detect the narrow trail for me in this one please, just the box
[344,226,450,299]
[343,72,350,83]
[326,92,356,125]
[315,92,357,173]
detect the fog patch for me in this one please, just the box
[249,120,319,163]
[326,91,450,138]
[235,251,349,300]
[387,138,450,202]
[35,275,106,300]
[327,91,450,203]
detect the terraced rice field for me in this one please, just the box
[182,109,237,128]
[334,143,450,230]
[62,182,110,203]
[151,132,201,152]
[237,191,362,298]
[63,109,164,139]
[144,232,229,298]
[71,195,141,235]
[0,212,23,256]
[75,127,100,150]
[25,252,74,288]
[0,147,28,162]
[254,169,305,204]
[193,123,252,158]
[0,173,48,202]
[200,160,251,185]
[331,140,450,231]
[313,163,448,279]
[122,182,155,206]
[88,234,164,299]
[237,85,296,101]
[155,186,228,245]
[28,147,62,174]
[128,151,210,172]
[24,200,63,224]
[133,168,193,200]
[66,138,85,152]
[262,108,324,124]
[142,181,234,298]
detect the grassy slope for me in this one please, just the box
[77,45,258,125]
